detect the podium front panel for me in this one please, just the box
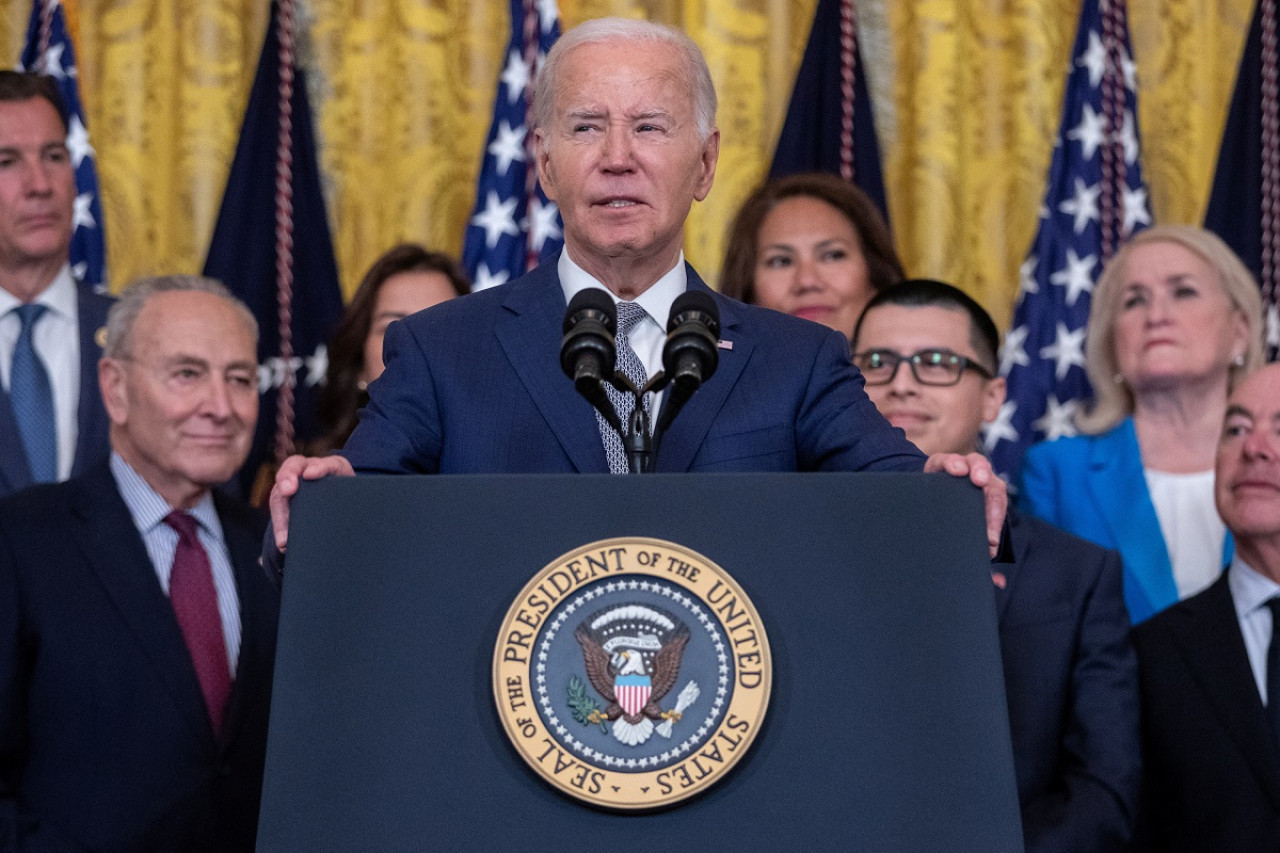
[258,472,1022,852]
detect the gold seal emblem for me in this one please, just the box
[493,537,772,810]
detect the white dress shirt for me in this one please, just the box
[1228,556,1280,705]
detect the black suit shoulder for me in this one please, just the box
[1130,573,1280,852]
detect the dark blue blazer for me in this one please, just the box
[996,510,1140,853]
[0,465,279,852]
[1131,572,1280,852]
[0,287,113,497]
[343,259,926,475]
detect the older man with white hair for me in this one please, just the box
[266,17,1006,561]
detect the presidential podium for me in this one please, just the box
[257,473,1023,851]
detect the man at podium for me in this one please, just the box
[267,17,1006,562]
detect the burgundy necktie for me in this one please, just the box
[164,511,231,735]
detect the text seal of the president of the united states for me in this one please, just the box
[493,537,772,810]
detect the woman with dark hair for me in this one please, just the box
[312,244,470,454]
[720,172,904,340]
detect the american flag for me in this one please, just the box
[19,0,107,292]
[987,0,1151,484]
[461,0,563,290]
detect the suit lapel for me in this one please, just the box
[1085,420,1176,621]
[71,289,111,477]
[216,495,275,750]
[72,468,216,748]
[992,513,1028,623]
[496,263,609,473]
[1169,575,1280,806]
[653,273,750,473]
[0,388,31,494]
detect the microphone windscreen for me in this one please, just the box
[564,288,617,334]
[667,290,719,336]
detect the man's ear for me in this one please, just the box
[693,128,719,202]
[981,376,1007,425]
[98,358,128,426]
[534,129,557,202]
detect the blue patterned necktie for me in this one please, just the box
[9,304,56,483]
[597,301,651,474]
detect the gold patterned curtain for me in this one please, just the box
[0,0,1255,330]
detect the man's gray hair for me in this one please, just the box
[533,17,717,142]
[104,275,258,359]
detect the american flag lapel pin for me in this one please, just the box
[717,340,733,350]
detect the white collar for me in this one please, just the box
[557,249,687,328]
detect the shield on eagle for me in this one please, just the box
[615,673,651,717]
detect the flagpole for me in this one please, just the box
[1261,0,1280,357]
[273,0,297,462]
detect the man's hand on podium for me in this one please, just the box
[924,452,1007,559]
[269,454,356,552]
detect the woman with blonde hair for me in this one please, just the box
[1019,225,1264,623]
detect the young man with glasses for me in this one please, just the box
[852,279,1141,853]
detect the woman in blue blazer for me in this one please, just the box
[1018,226,1264,624]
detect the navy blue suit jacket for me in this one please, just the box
[0,287,113,498]
[0,465,279,851]
[1132,572,1280,851]
[996,510,1140,853]
[342,259,926,475]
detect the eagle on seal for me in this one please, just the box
[574,605,691,746]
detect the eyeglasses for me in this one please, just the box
[853,348,995,386]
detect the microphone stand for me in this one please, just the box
[609,372,661,474]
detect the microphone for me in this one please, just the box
[656,291,720,433]
[561,289,619,429]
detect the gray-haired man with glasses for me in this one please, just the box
[852,278,1141,853]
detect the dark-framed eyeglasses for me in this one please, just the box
[852,348,996,387]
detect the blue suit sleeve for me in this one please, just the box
[341,318,444,475]
[798,328,927,473]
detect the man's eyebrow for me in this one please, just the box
[629,109,672,120]
[1224,404,1252,420]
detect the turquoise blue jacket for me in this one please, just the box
[1018,418,1232,624]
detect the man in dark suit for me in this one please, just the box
[0,71,111,498]
[1132,362,1280,852]
[852,279,1140,852]
[267,17,1006,557]
[0,276,279,851]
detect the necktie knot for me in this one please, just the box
[616,301,648,339]
[164,510,201,543]
[13,303,48,334]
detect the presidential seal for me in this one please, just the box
[493,537,772,810]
